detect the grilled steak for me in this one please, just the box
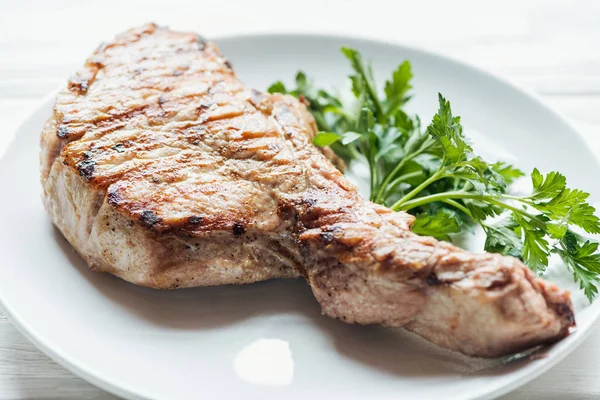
[40,24,575,357]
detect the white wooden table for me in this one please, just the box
[1,0,600,398]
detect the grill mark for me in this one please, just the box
[58,105,148,144]
[111,143,126,153]
[76,158,96,180]
[202,109,245,123]
[427,273,442,285]
[141,210,161,226]
[188,215,204,225]
[57,125,70,139]
[107,187,123,205]
[68,66,99,95]
[232,222,245,236]
[92,151,224,189]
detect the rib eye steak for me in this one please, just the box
[40,24,575,357]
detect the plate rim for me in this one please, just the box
[1,31,599,400]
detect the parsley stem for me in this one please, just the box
[396,191,543,225]
[391,170,445,210]
[485,198,537,221]
[441,199,473,217]
[442,199,489,232]
[395,190,474,211]
[374,157,410,202]
[359,138,378,199]
[354,69,385,122]
[375,138,434,203]
[381,171,424,200]
[366,85,386,122]
[347,143,362,160]
[502,194,533,203]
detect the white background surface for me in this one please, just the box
[1,0,599,398]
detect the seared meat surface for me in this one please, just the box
[41,24,575,357]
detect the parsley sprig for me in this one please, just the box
[268,48,600,301]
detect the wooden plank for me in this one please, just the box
[0,319,117,399]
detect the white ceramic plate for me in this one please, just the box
[1,33,599,400]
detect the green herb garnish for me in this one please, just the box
[269,48,600,301]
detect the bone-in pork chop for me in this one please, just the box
[40,24,575,357]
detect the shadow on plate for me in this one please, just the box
[53,227,512,377]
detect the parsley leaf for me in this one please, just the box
[531,169,566,200]
[491,162,524,186]
[554,239,600,301]
[313,132,342,147]
[426,94,472,165]
[483,215,522,257]
[412,210,461,241]
[384,61,413,117]
[518,214,550,274]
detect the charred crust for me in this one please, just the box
[141,210,161,226]
[107,188,122,206]
[158,95,166,106]
[111,143,126,153]
[188,215,204,225]
[232,222,245,236]
[305,198,317,207]
[427,273,442,286]
[328,225,343,234]
[224,60,233,69]
[319,225,343,244]
[76,158,96,181]
[57,125,69,138]
[69,77,91,95]
[298,239,309,252]
[320,231,335,244]
[554,303,576,326]
[68,65,99,94]
[197,104,211,112]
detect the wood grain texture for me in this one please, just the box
[1,0,599,398]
